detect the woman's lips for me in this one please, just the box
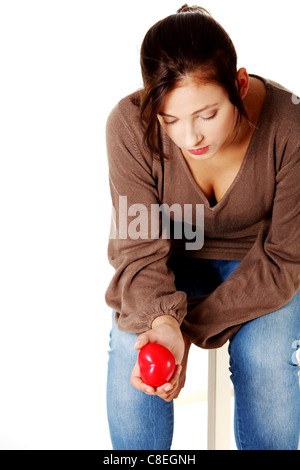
[188,146,209,156]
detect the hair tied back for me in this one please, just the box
[176,4,211,15]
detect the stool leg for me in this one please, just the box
[207,343,231,450]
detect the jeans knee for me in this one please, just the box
[229,340,267,383]
[230,332,300,389]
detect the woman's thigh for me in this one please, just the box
[229,290,300,450]
[106,314,174,450]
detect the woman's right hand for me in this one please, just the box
[130,315,189,401]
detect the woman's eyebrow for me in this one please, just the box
[158,103,219,118]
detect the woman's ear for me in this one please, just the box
[236,68,250,99]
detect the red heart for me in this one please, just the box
[138,343,176,387]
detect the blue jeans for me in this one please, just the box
[106,258,300,450]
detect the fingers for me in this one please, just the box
[130,361,155,394]
[131,375,155,395]
[154,364,182,402]
[134,332,152,350]
[131,361,183,401]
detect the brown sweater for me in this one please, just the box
[105,75,300,348]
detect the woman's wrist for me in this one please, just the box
[151,314,180,330]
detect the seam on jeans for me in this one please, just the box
[234,395,244,450]
[148,396,173,450]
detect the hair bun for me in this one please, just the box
[177,4,210,15]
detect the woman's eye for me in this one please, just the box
[163,120,177,126]
[200,111,218,121]
[161,111,218,126]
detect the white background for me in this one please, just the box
[0,0,298,450]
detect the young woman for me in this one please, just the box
[105,5,300,450]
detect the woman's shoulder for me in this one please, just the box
[263,76,300,123]
[257,76,300,162]
[106,89,143,133]
[106,90,157,170]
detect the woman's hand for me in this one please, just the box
[130,315,191,401]
[163,333,191,401]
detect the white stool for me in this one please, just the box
[207,343,232,450]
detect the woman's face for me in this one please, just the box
[157,77,239,161]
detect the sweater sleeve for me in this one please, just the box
[181,150,300,348]
[105,102,187,334]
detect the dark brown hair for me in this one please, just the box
[139,4,249,159]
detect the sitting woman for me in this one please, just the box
[105,4,300,450]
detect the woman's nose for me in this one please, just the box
[184,126,203,148]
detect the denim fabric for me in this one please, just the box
[106,258,300,450]
[229,291,300,450]
[106,321,174,450]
